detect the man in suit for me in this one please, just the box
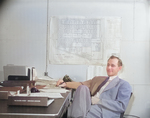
[56,55,132,118]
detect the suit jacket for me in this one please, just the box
[66,76,107,96]
[89,76,132,118]
[82,76,107,96]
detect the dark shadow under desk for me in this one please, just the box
[0,92,71,118]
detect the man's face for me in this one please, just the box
[106,58,122,77]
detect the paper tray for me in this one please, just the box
[8,96,54,107]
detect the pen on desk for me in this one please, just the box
[59,82,65,85]
[58,82,66,88]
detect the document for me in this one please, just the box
[39,88,69,93]
[30,92,64,98]
[15,92,63,99]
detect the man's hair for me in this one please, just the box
[108,55,123,67]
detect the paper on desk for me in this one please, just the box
[35,77,57,87]
[30,92,64,98]
[15,92,63,98]
[39,88,69,93]
[9,91,17,96]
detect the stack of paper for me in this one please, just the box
[14,92,63,99]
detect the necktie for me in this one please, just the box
[93,77,109,96]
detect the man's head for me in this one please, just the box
[106,55,122,77]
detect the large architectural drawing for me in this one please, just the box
[49,16,122,65]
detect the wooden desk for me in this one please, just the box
[0,92,71,118]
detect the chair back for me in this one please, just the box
[120,92,133,118]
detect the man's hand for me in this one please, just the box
[91,96,100,105]
[56,79,67,88]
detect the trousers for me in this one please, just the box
[68,85,102,118]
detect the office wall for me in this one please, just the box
[0,0,150,117]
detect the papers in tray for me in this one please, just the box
[15,92,64,99]
[30,92,64,98]
[8,92,63,107]
[39,88,69,93]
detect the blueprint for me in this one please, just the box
[49,16,121,65]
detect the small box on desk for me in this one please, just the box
[8,96,54,107]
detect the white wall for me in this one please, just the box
[0,0,47,79]
[0,0,150,117]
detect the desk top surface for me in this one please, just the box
[0,92,70,116]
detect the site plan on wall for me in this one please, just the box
[49,16,121,65]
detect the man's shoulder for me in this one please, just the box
[118,78,129,83]
[118,78,132,88]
